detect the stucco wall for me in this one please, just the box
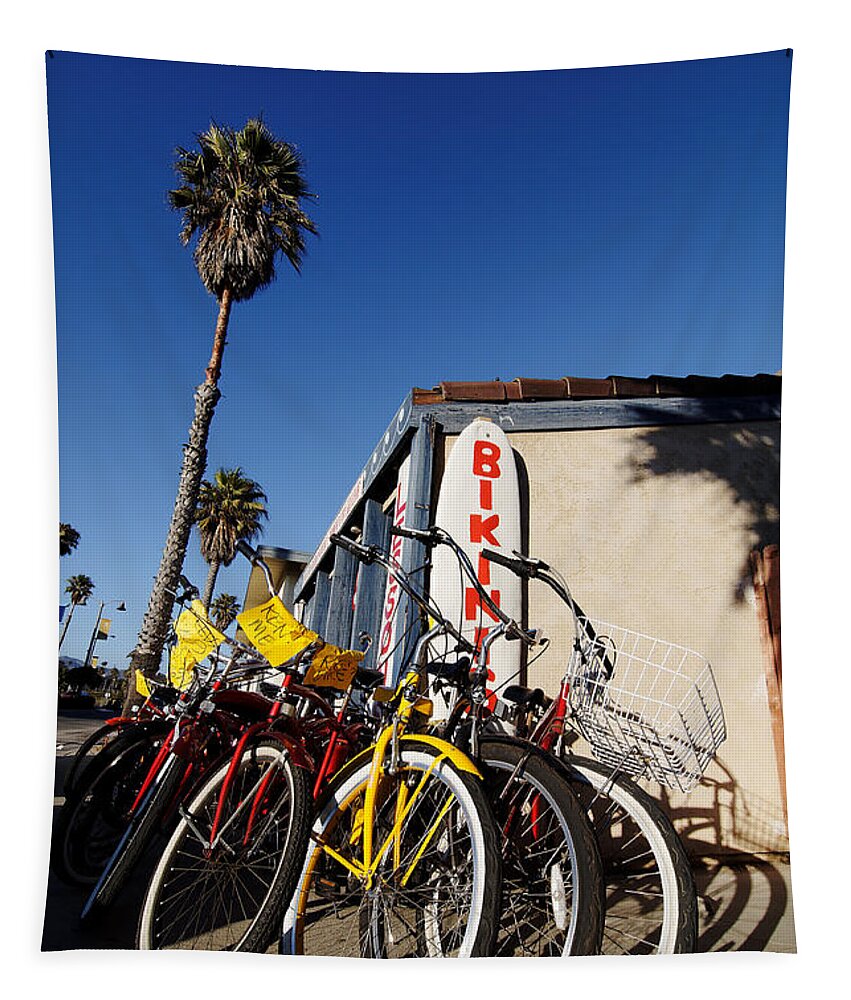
[443,419,784,857]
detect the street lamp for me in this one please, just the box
[84,599,126,669]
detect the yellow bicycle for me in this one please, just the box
[281,533,502,958]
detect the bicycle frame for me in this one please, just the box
[319,534,502,890]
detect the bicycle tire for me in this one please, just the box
[281,740,502,958]
[478,736,604,956]
[560,755,698,954]
[81,750,185,923]
[63,722,129,797]
[137,737,312,952]
[51,722,170,887]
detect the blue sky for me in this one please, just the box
[48,49,791,668]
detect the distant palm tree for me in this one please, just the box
[210,593,241,631]
[125,119,316,707]
[59,573,94,651]
[60,523,80,557]
[196,469,268,610]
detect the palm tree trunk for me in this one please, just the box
[123,293,235,715]
[58,601,76,651]
[202,560,221,613]
[205,288,232,385]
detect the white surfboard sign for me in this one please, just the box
[429,418,523,719]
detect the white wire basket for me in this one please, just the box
[564,620,727,793]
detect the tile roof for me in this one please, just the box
[412,373,781,405]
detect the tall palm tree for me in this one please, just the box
[125,119,316,707]
[210,593,241,632]
[196,468,268,610]
[60,523,80,557]
[59,574,94,651]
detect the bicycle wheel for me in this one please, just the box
[63,721,129,797]
[281,741,501,958]
[560,755,697,954]
[478,737,604,956]
[51,722,170,886]
[81,750,185,922]
[137,738,312,952]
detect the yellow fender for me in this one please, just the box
[336,733,484,783]
[398,734,483,779]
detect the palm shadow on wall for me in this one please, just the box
[658,756,791,951]
[623,403,780,602]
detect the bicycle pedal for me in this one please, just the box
[315,875,348,897]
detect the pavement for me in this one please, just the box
[42,710,796,955]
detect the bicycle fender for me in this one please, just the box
[400,735,483,779]
[328,735,482,783]
[256,729,314,773]
[312,733,484,816]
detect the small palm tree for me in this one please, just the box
[60,523,80,557]
[210,593,240,631]
[196,469,268,610]
[59,573,94,651]
[126,118,315,707]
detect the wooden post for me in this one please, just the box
[324,546,358,647]
[350,499,391,669]
[750,545,787,831]
[305,572,331,634]
[390,414,436,683]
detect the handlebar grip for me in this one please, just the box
[481,548,529,577]
[389,524,436,544]
[178,575,199,598]
[236,540,257,563]
[329,532,375,564]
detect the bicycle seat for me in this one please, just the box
[501,685,552,710]
[149,685,180,708]
[427,658,471,682]
[353,666,384,691]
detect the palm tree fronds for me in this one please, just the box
[65,573,95,606]
[169,118,316,302]
[60,523,80,557]
[195,467,268,567]
[210,593,240,631]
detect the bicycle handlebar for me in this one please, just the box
[175,576,200,604]
[329,532,378,564]
[389,524,438,545]
[484,548,614,677]
[330,529,542,659]
[236,540,257,563]
[481,549,550,577]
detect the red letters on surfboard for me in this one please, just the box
[431,421,522,718]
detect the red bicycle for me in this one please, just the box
[135,542,381,951]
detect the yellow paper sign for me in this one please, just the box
[169,600,226,690]
[135,669,152,699]
[175,600,226,649]
[237,596,318,667]
[168,644,195,691]
[304,644,364,691]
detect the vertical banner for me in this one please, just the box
[430,418,523,719]
[376,455,410,681]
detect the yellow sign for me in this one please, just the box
[135,670,152,698]
[169,600,226,690]
[304,644,364,691]
[236,596,318,667]
[168,644,194,691]
[97,618,111,641]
